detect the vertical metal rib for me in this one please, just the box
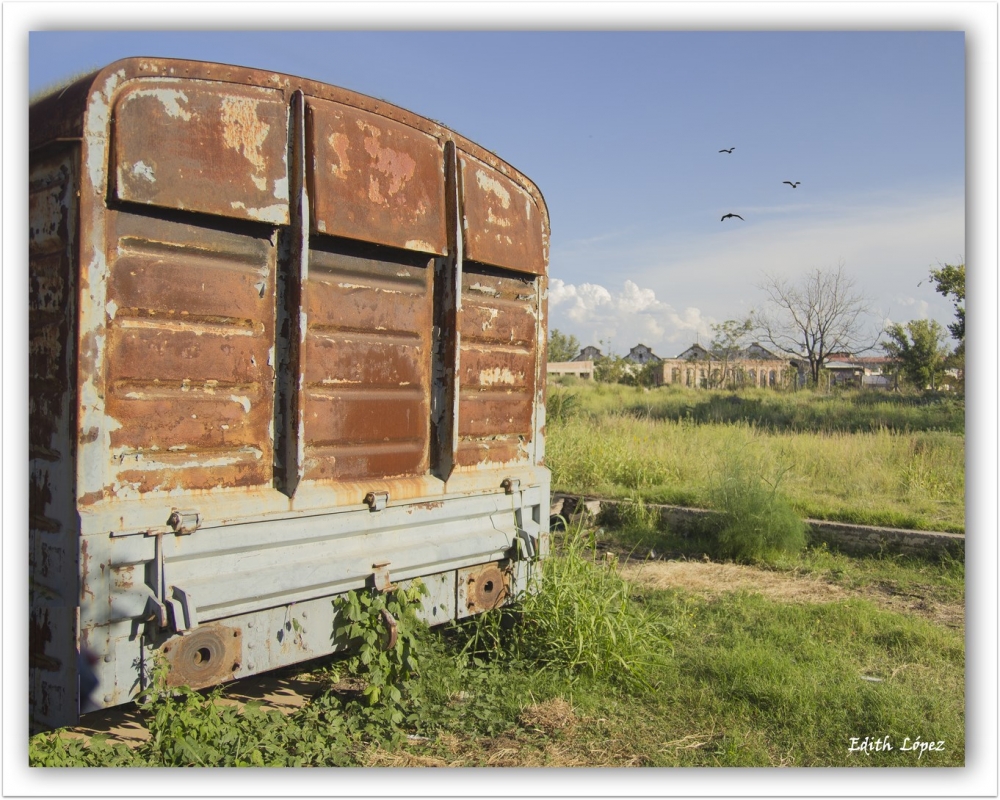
[276,89,308,496]
[431,141,464,479]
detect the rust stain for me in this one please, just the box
[461,154,546,276]
[80,540,96,601]
[360,122,417,202]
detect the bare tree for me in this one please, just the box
[754,262,883,387]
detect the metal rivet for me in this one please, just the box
[104,654,113,663]
[103,694,113,704]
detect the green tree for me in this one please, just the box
[928,261,965,344]
[882,319,951,391]
[547,329,581,362]
[710,318,753,388]
[594,353,629,383]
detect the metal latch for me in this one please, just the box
[165,586,198,632]
[364,491,389,512]
[501,477,520,495]
[168,509,200,535]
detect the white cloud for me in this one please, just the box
[548,278,711,355]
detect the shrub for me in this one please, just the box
[709,445,807,564]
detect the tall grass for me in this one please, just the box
[457,527,673,693]
[546,386,965,533]
[565,384,965,434]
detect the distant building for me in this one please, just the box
[573,345,603,362]
[546,360,594,380]
[656,342,792,389]
[624,344,662,365]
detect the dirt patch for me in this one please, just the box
[619,560,850,605]
[618,558,965,628]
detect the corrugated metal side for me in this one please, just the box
[29,147,81,731]
[456,264,539,468]
[102,213,279,496]
[302,242,435,481]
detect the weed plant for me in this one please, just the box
[708,445,806,563]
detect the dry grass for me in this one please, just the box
[618,558,964,628]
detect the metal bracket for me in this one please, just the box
[364,491,389,512]
[516,527,537,560]
[144,594,168,629]
[168,509,200,535]
[371,561,395,593]
[166,586,198,632]
[501,477,520,495]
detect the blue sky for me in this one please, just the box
[26,27,966,357]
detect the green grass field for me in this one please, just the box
[546,384,965,532]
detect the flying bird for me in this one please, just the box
[721,213,744,222]
[783,181,801,188]
[719,147,735,153]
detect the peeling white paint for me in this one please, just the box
[481,308,499,331]
[230,395,252,413]
[469,282,499,296]
[475,169,511,209]
[220,95,269,172]
[131,161,156,182]
[229,200,287,224]
[129,88,193,120]
[404,240,436,253]
[479,367,519,387]
[486,208,512,228]
[105,299,118,320]
[273,175,288,200]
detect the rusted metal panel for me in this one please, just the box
[302,246,433,482]
[112,80,289,224]
[457,266,538,467]
[460,154,546,275]
[307,98,447,254]
[101,212,277,496]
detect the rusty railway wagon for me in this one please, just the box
[29,58,550,731]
